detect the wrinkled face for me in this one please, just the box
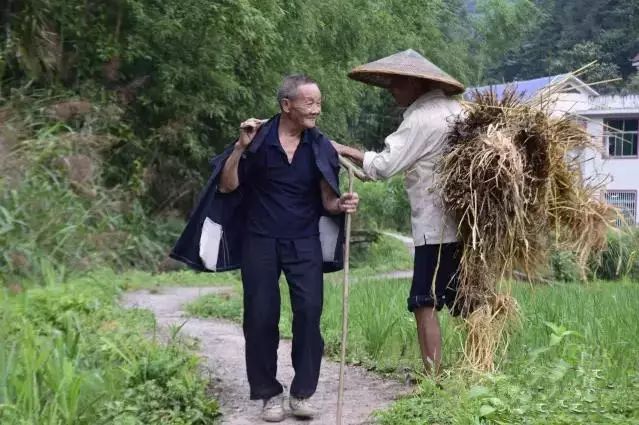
[389,77,426,107]
[281,83,322,129]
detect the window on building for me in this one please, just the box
[605,191,637,226]
[605,118,638,158]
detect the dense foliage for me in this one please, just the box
[1,0,637,282]
[2,0,637,212]
[484,0,639,91]
[1,0,476,214]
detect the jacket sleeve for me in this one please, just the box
[318,135,342,196]
[327,140,341,181]
[362,110,446,180]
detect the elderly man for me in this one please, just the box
[171,74,359,422]
[332,49,465,374]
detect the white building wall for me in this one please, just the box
[585,95,639,114]
[552,92,592,117]
[579,114,639,225]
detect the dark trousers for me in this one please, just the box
[241,234,324,400]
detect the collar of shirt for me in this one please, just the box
[402,89,447,120]
[267,115,310,147]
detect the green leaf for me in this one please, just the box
[468,385,491,399]
[549,333,563,346]
[479,405,496,417]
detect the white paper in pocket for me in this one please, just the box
[200,218,223,271]
[319,216,339,262]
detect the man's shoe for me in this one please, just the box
[289,396,317,419]
[262,395,285,422]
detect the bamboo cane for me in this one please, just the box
[339,155,369,181]
[336,165,355,425]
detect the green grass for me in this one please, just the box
[0,168,182,287]
[187,286,243,323]
[378,281,639,424]
[0,269,220,424]
[348,233,413,275]
[187,276,639,424]
[120,269,241,291]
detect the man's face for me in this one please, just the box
[282,83,322,129]
[389,78,423,107]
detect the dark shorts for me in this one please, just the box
[407,243,461,315]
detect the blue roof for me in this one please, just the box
[466,75,566,100]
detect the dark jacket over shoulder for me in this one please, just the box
[170,115,345,273]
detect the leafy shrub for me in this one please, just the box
[595,228,639,281]
[0,92,179,286]
[549,249,581,282]
[350,176,411,234]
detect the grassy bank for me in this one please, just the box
[0,269,221,425]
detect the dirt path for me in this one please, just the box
[379,231,415,280]
[121,287,409,425]
[381,231,414,256]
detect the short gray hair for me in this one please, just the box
[277,74,318,109]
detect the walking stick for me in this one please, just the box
[336,155,366,425]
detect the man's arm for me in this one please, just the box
[218,118,264,193]
[320,179,359,215]
[332,115,440,180]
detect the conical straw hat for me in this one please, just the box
[348,49,465,95]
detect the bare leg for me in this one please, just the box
[414,306,442,374]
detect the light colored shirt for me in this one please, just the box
[362,89,461,246]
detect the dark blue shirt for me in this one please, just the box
[244,117,322,239]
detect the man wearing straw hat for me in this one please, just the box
[332,49,465,374]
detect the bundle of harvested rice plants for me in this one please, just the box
[438,83,613,371]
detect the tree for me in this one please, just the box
[2,0,483,212]
[489,0,639,91]
[469,0,540,84]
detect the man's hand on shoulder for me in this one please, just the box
[330,140,365,165]
[330,140,347,155]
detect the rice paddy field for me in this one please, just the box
[189,274,639,424]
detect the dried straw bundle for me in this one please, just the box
[438,86,612,371]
